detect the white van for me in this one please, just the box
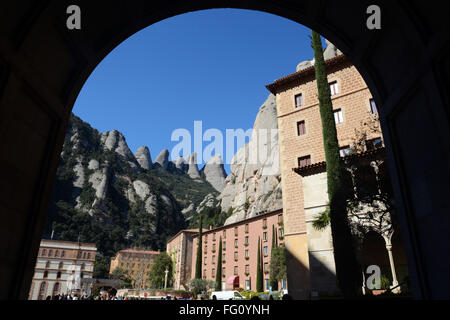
[210,290,245,300]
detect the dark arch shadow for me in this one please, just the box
[1,1,450,300]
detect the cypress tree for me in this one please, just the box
[256,237,263,292]
[215,236,223,291]
[272,225,277,249]
[311,30,361,297]
[195,215,203,279]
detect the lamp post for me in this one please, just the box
[164,268,169,289]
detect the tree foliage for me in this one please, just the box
[215,236,223,291]
[189,278,214,296]
[110,267,132,288]
[256,237,263,292]
[195,216,203,279]
[147,252,173,289]
[311,30,361,297]
[269,244,287,290]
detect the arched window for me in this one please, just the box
[38,282,46,300]
[55,250,59,257]
[80,263,85,270]
[83,252,86,259]
[87,252,90,259]
[42,249,47,256]
[45,261,50,268]
[43,271,48,278]
[52,282,60,296]
[80,272,84,279]
[48,249,53,257]
[58,262,63,269]
[61,251,65,258]
[56,271,61,279]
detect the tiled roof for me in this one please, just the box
[118,249,160,255]
[293,147,386,177]
[266,54,349,94]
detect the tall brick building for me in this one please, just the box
[167,210,286,293]
[190,210,286,292]
[166,229,200,290]
[266,49,407,298]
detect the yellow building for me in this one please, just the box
[109,249,159,289]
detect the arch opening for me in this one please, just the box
[1,1,449,300]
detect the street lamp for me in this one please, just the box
[164,268,169,289]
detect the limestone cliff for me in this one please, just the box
[220,94,283,225]
[44,113,219,255]
[201,155,227,192]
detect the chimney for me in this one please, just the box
[209,225,213,231]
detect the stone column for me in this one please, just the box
[370,160,384,195]
[383,234,400,293]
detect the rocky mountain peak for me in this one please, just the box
[202,155,227,192]
[135,146,153,170]
[154,149,170,170]
[220,94,283,225]
[100,130,135,162]
[296,38,343,72]
[187,152,201,180]
[175,156,188,172]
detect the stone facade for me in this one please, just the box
[109,249,159,289]
[28,240,96,300]
[166,229,199,290]
[190,210,286,292]
[267,54,384,298]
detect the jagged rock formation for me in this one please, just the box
[201,155,227,192]
[323,39,343,60]
[187,152,202,180]
[88,159,100,170]
[175,156,188,172]
[220,94,283,225]
[101,130,135,161]
[44,113,219,258]
[196,193,220,214]
[135,146,153,170]
[154,149,170,170]
[296,39,342,72]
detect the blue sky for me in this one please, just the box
[73,9,319,174]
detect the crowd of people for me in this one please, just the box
[43,292,291,301]
[44,294,93,300]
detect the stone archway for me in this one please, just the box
[1,1,449,299]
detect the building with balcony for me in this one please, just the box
[28,239,96,300]
[190,209,286,292]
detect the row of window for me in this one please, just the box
[203,215,283,242]
[41,249,65,258]
[41,270,86,279]
[297,137,383,168]
[294,80,379,111]
[77,251,92,259]
[294,81,340,109]
[204,228,284,255]
[43,261,86,270]
[119,262,151,269]
[204,261,271,279]
[40,248,93,260]
[37,281,60,300]
[204,244,273,265]
[296,99,378,138]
